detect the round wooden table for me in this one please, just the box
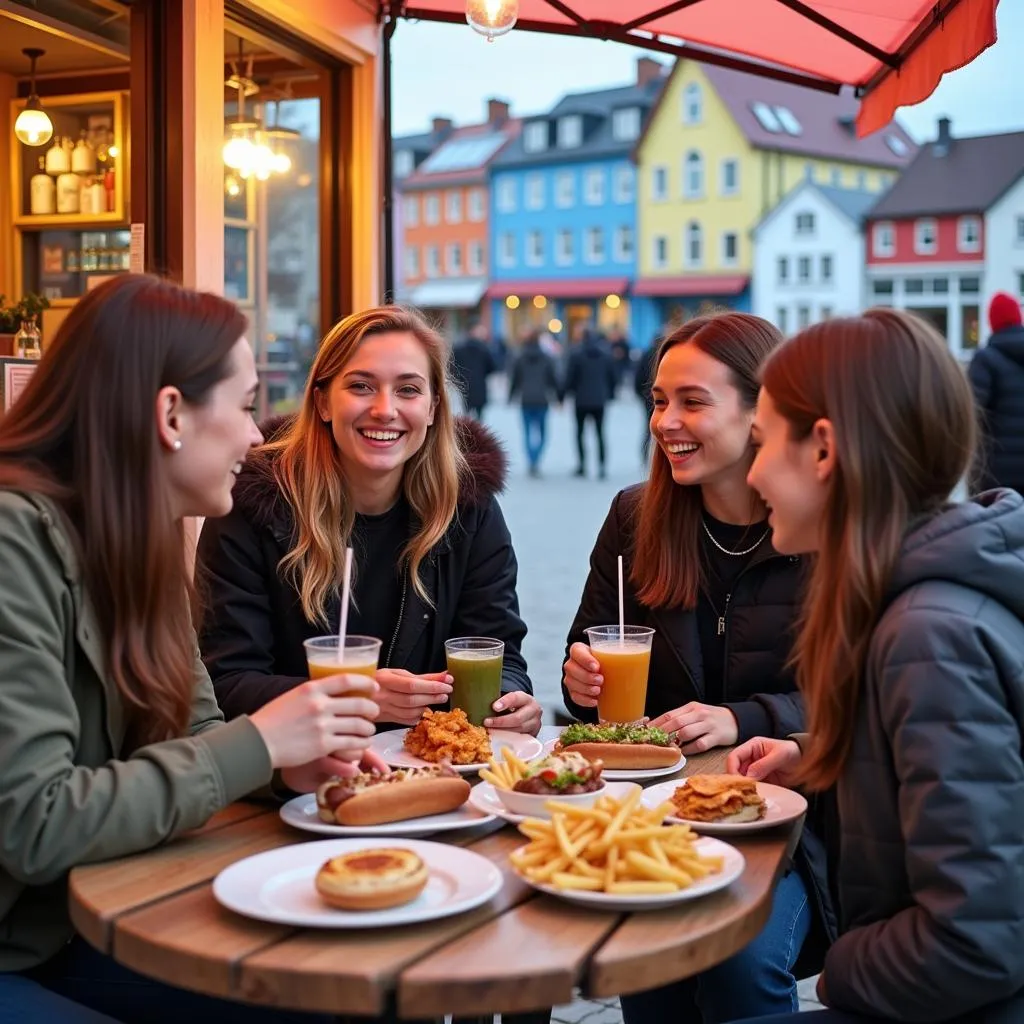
[69,745,802,1019]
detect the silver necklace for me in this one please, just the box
[701,517,770,557]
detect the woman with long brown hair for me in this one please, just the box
[561,313,832,1023]
[197,306,540,733]
[728,309,1024,1024]
[0,275,384,1022]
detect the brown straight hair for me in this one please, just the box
[631,313,783,610]
[761,309,977,789]
[0,274,246,749]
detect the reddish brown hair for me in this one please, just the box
[0,274,246,749]
[762,308,977,789]
[631,313,783,609]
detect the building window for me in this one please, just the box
[584,169,606,205]
[557,115,583,149]
[932,277,949,294]
[829,167,842,186]
[445,191,462,224]
[614,225,634,262]
[555,171,575,208]
[499,232,516,268]
[523,121,548,153]
[873,221,895,257]
[914,218,938,255]
[613,165,634,203]
[446,243,462,275]
[683,82,702,125]
[404,246,419,279]
[685,221,703,268]
[525,174,545,211]
[1019,271,1024,296]
[795,212,815,235]
[820,306,833,320]
[957,216,981,254]
[496,178,516,213]
[425,245,440,278]
[798,256,811,283]
[904,278,925,295]
[1017,215,1024,244]
[555,229,574,265]
[612,106,641,141]
[856,170,867,189]
[684,151,704,199]
[424,195,440,225]
[721,231,738,267]
[960,276,980,294]
[652,166,668,201]
[872,279,894,296]
[820,254,833,283]
[797,304,811,329]
[468,188,485,222]
[777,256,789,284]
[404,196,419,227]
[468,241,484,275]
[585,226,605,264]
[776,307,787,334]
[720,159,739,196]
[653,235,669,269]
[394,149,414,178]
[526,230,544,266]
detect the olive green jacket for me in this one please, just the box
[0,491,273,972]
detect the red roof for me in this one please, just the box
[633,276,750,298]
[394,0,999,138]
[486,278,629,300]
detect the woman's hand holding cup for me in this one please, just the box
[562,642,604,708]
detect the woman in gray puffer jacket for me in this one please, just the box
[727,308,1024,1024]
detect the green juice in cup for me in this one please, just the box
[445,637,504,726]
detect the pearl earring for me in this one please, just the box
[172,440,183,452]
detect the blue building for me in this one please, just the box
[488,57,665,346]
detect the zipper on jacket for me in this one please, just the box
[716,593,732,637]
[384,569,409,669]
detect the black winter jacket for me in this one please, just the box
[509,343,560,408]
[196,418,531,722]
[969,325,1024,491]
[562,338,616,411]
[824,490,1024,1023]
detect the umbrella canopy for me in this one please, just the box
[388,0,999,136]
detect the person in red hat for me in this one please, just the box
[969,291,1024,493]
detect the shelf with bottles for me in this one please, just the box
[21,229,131,304]
[10,91,127,227]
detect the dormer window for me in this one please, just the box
[523,121,548,154]
[612,107,641,142]
[557,115,583,149]
[683,83,702,125]
[394,150,414,178]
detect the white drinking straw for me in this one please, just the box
[617,554,625,645]
[337,546,354,658]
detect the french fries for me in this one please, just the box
[509,790,724,895]
[479,747,531,790]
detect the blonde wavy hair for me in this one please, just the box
[266,306,468,625]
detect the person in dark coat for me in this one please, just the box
[563,314,834,1024]
[451,320,495,420]
[969,291,1024,493]
[633,333,662,461]
[197,306,540,736]
[508,329,561,476]
[606,325,632,392]
[561,328,617,479]
[729,308,1024,1024]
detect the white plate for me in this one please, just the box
[279,792,496,838]
[640,779,808,835]
[541,735,685,782]
[468,779,641,824]
[213,838,503,929]
[515,835,745,912]
[370,728,543,774]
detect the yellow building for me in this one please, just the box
[632,59,915,341]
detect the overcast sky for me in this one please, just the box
[391,2,1023,143]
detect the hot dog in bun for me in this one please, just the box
[315,765,470,827]
[556,722,682,770]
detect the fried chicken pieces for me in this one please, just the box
[402,708,492,765]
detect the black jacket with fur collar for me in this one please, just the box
[195,416,531,722]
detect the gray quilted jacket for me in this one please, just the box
[826,489,1024,1022]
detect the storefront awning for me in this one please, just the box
[633,275,750,298]
[390,0,998,138]
[485,278,630,300]
[409,279,487,308]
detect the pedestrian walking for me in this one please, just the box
[508,329,561,476]
[562,328,616,479]
[451,320,495,420]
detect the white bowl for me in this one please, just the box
[495,780,607,819]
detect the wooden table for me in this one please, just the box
[69,746,801,1019]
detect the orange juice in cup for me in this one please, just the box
[584,625,655,724]
[303,635,381,694]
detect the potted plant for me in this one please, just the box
[0,293,50,355]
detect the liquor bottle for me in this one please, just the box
[104,167,115,212]
[56,170,81,214]
[66,247,80,273]
[30,157,55,215]
[71,131,97,174]
[14,319,41,360]
[45,136,69,175]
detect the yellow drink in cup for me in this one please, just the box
[303,635,381,694]
[584,625,655,724]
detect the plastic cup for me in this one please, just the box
[584,625,655,724]
[303,635,381,695]
[445,637,504,726]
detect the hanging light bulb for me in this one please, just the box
[14,49,53,147]
[225,174,242,198]
[465,0,518,41]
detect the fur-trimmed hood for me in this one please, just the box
[231,413,508,535]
